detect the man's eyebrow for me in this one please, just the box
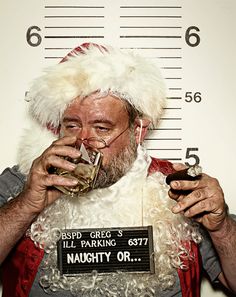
[89,119,115,126]
[62,116,81,123]
[62,117,115,126]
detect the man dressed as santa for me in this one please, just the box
[0,43,235,297]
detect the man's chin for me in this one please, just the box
[93,146,137,189]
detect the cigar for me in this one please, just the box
[166,165,202,185]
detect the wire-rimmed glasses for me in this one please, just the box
[77,126,130,149]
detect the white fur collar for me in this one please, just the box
[17,119,58,175]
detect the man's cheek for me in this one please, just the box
[100,149,113,167]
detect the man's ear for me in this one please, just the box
[134,118,151,144]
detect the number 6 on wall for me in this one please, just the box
[26,26,42,47]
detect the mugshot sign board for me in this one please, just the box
[57,226,154,275]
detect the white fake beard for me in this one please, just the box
[28,146,202,296]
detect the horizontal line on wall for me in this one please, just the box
[45,6,104,8]
[44,47,73,50]
[120,47,182,50]
[159,158,182,161]
[120,6,182,9]
[44,15,105,18]
[45,26,104,29]
[146,148,182,151]
[120,15,182,18]
[155,56,182,59]
[44,36,104,39]
[120,26,182,29]
[151,128,182,131]
[160,118,182,120]
[145,138,182,140]
[120,35,181,38]
[44,57,63,59]
[161,67,182,69]
[163,107,182,110]
[167,97,182,100]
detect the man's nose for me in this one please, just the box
[74,127,90,146]
[76,126,93,139]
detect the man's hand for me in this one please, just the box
[0,136,81,263]
[169,163,227,232]
[168,163,236,292]
[20,136,80,214]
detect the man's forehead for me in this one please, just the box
[62,93,129,122]
[81,92,126,106]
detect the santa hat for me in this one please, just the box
[26,43,166,128]
[18,43,167,174]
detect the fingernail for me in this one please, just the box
[185,210,189,216]
[70,179,78,185]
[69,164,77,170]
[171,181,179,188]
[172,204,180,212]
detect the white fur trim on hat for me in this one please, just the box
[26,44,166,128]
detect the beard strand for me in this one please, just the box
[94,135,137,189]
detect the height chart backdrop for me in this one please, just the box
[0,1,235,296]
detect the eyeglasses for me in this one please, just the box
[77,126,130,149]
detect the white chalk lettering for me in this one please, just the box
[67,252,111,264]
[63,240,76,248]
[80,239,116,248]
[90,231,111,239]
[117,251,131,262]
[67,253,74,264]
[117,230,123,237]
[61,232,82,240]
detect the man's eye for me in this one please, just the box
[66,124,80,129]
[96,126,110,132]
